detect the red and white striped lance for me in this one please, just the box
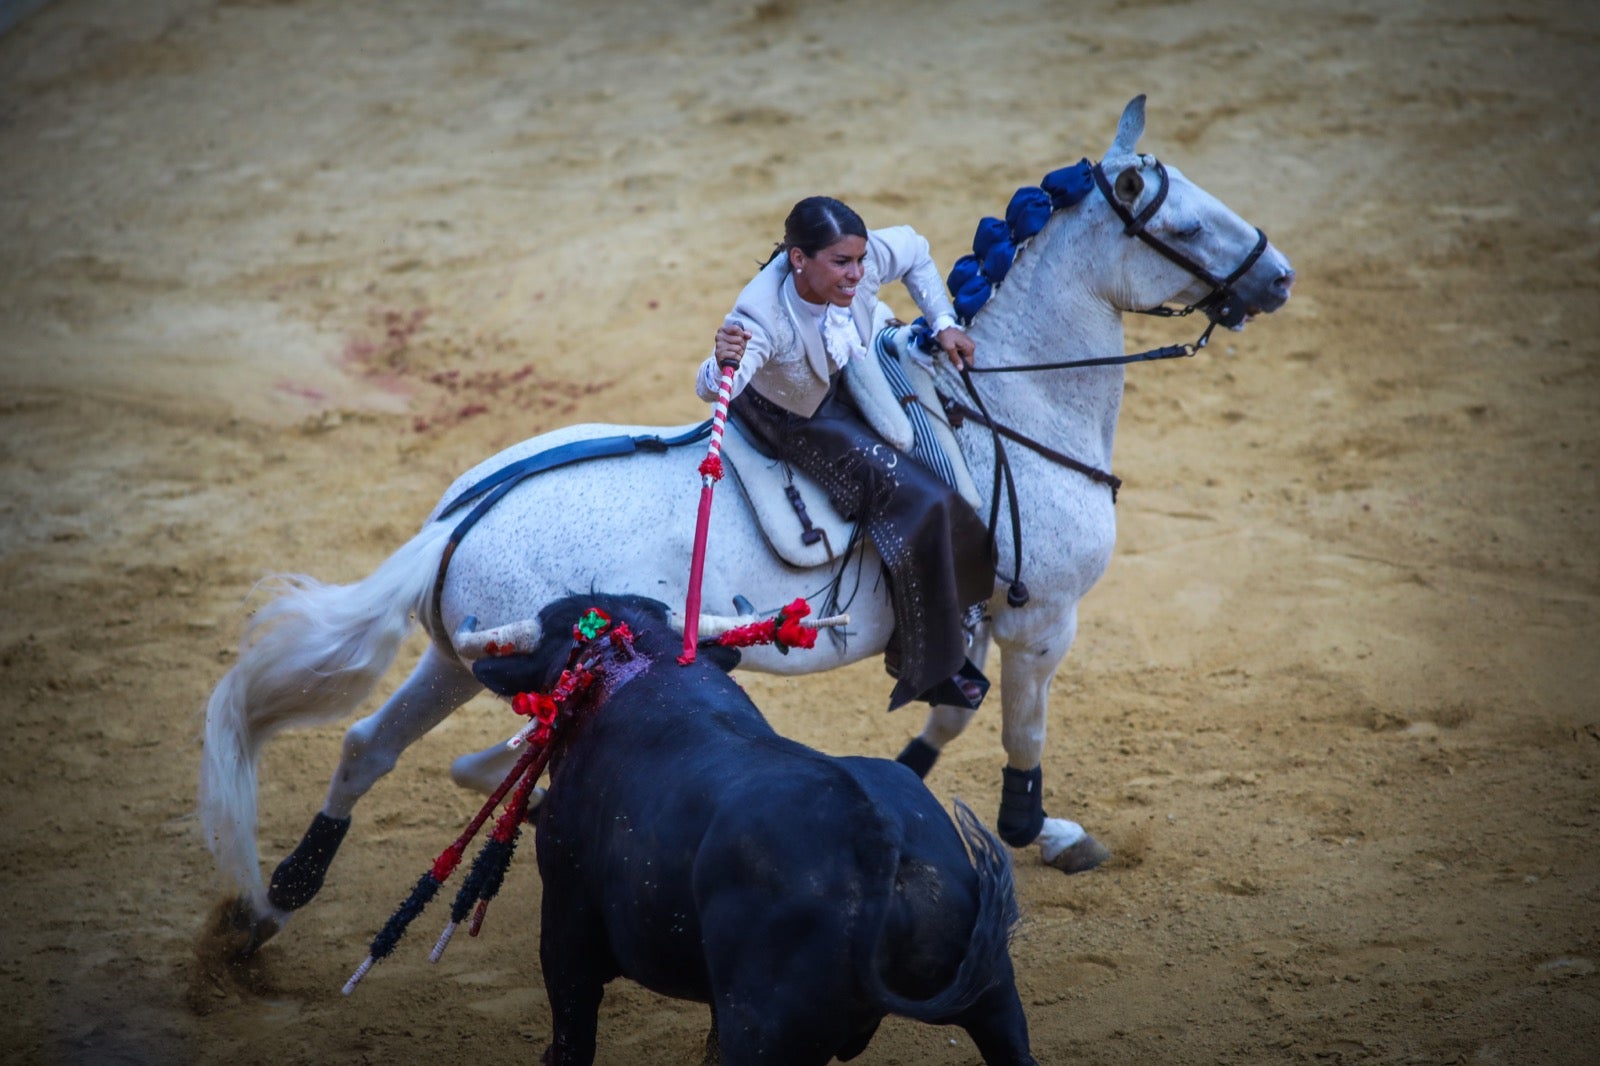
[699,360,737,485]
[680,359,740,663]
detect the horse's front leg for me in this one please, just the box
[993,607,1111,874]
[895,618,994,777]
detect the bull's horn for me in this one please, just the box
[454,615,543,661]
[671,610,852,639]
[670,610,756,639]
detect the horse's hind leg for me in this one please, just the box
[264,642,482,920]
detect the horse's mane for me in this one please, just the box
[946,159,1098,324]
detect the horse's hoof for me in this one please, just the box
[189,896,283,1008]
[1043,834,1111,874]
[198,895,282,963]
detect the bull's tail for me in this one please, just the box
[869,799,1020,1023]
[197,520,452,906]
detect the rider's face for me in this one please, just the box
[790,235,867,309]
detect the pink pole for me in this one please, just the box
[679,361,738,664]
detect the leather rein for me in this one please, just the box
[941,158,1269,607]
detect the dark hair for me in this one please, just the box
[762,196,867,268]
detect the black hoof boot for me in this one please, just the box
[895,737,941,779]
[997,765,1044,847]
[268,812,351,912]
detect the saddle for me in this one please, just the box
[720,335,981,571]
[431,337,981,591]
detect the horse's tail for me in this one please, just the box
[198,520,452,903]
[865,799,1020,1024]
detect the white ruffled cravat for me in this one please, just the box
[819,303,865,372]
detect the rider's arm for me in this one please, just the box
[868,225,960,335]
[869,225,972,367]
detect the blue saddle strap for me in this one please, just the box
[437,422,712,520]
[430,422,713,641]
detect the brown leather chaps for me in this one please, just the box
[731,382,994,708]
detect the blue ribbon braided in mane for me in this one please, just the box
[947,159,1095,323]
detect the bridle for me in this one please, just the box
[942,155,1271,607]
[1092,155,1269,336]
[962,156,1272,377]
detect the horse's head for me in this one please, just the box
[1094,95,1294,329]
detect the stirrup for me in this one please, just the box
[917,659,990,710]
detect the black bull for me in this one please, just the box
[506,595,1037,1066]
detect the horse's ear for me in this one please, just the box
[1108,94,1147,159]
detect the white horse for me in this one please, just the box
[199,96,1294,953]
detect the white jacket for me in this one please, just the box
[696,225,957,450]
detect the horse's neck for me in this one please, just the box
[949,231,1127,472]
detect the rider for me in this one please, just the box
[696,195,995,710]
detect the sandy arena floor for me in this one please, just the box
[1,1,1596,1062]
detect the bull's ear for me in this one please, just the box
[698,644,742,673]
[471,653,551,698]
